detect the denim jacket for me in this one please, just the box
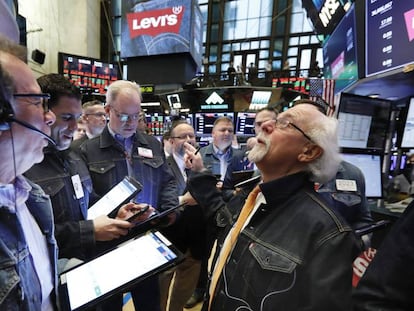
[80,126,178,215]
[0,178,58,311]
[188,171,358,311]
[24,147,94,260]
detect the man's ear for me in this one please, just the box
[297,144,323,163]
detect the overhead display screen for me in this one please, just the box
[59,53,118,95]
[121,0,202,67]
[366,0,414,76]
[323,3,358,92]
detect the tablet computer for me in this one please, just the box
[59,230,183,311]
[232,170,255,186]
[87,176,142,220]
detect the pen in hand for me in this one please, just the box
[194,145,201,155]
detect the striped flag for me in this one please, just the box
[309,78,336,116]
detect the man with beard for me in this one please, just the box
[186,116,251,308]
[184,103,358,311]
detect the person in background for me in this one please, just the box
[24,74,138,269]
[227,61,236,86]
[80,80,178,311]
[159,120,206,311]
[0,34,58,311]
[265,59,273,85]
[162,129,173,157]
[137,111,148,134]
[186,116,250,308]
[185,103,358,311]
[73,118,87,140]
[71,99,106,148]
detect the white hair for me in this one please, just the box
[106,80,141,106]
[305,115,341,183]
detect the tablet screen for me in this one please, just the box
[60,231,179,310]
[87,177,142,219]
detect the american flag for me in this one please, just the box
[309,78,336,116]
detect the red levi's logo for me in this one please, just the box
[127,6,185,39]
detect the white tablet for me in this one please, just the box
[87,176,142,220]
[59,231,183,311]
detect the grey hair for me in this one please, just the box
[306,115,341,183]
[106,80,141,106]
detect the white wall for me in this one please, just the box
[18,0,101,78]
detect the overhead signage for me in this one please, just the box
[366,0,414,76]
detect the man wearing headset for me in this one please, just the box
[0,35,58,310]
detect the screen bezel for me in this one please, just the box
[337,92,392,152]
[59,230,183,311]
[399,98,414,149]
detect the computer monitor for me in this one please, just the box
[194,112,234,137]
[340,153,383,198]
[337,93,392,151]
[399,98,414,149]
[249,91,272,110]
[235,112,256,137]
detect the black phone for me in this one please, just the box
[127,205,150,222]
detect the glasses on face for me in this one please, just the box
[263,118,313,143]
[171,134,196,140]
[59,113,82,122]
[85,112,107,118]
[110,106,140,122]
[13,93,51,112]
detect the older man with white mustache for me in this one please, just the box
[183,103,359,311]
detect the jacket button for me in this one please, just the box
[100,168,105,171]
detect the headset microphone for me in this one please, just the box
[8,116,56,145]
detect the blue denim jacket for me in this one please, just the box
[0,178,58,311]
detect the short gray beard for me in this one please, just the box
[248,136,270,163]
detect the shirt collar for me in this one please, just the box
[0,175,32,212]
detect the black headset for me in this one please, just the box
[0,63,14,131]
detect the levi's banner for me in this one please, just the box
[121,0,201,60]
[127,6,185,39]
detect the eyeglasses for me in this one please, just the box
[264,118,313,143]
[110,106,140,122]
[85,112,107,118]
[13,93,50,112]
[171,134,196,140]
[59,113,82,122]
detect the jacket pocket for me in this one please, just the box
[37,179,65,197]
[142,156,164,169]
[249,242,297,273]
[88,162,116,175]
[332,192,361,207]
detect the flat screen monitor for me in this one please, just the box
[400,98,414,149]
[235,112,256,137]
[58,52,118,95]
[337,93,392,151]
[365,1,414,76]
[249,91,272,110]
[194,112,234,137]
[322,3,359,92]
[341,153,383,198]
